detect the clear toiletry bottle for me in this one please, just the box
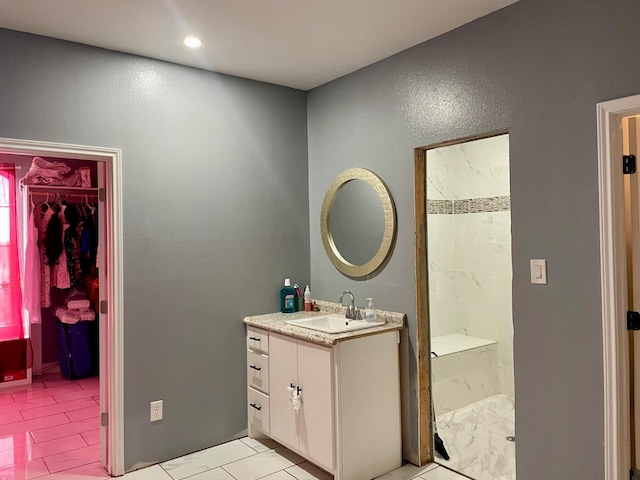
[280,279,296,313]
[304,285,312,312]
[365,298,377,322]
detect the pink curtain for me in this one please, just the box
[0,164,24,341]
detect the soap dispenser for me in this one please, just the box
[365,298,377,322]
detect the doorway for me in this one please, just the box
[597,94,640,480]
[0,138,124,477]
[414,131,515,479]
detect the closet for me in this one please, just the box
[0,154,105,385]
[23,157,101,380]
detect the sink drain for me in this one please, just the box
[506,436,515,442]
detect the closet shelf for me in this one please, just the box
[21,184,99,193]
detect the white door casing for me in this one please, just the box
[597,94,640,480]
[0,137,124,477]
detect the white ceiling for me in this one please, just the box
[0,0,517,91]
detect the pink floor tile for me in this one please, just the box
[30,417,97,444]
[12,383,82,402]
[0,383,46,401]
[0,457,50,479]
[0,410,27,426]
[80,429,100,446]
[0,433,87,468]
[42,442,100,473]
[0,395,16,406]
[65,405,100,423]
[0,432,36,453]
[0,414,70,438]
[37,461,109,479]
[21,398,97,421]
[52,387,100,404]
[77,377,100,390]
[1,395,57,415]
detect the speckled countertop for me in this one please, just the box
[243,300,405,347]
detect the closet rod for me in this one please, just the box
[29,192,98,202]
[0,165,21,170]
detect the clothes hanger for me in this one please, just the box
[85,194,95,214]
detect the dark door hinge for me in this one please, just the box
[624,155,636,174]
[101,412,108,427]
[628,311,640,331]
[100,300,108,315]
[98,188,106,202]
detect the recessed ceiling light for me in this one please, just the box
[184,36,202,48]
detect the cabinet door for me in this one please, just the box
[269,333,299,450]
[297,341,334,471]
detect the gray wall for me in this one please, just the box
[0,28,309,470]
[308,0,640,478]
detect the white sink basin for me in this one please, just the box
[286,315,385,334]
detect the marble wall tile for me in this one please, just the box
[452,168,469,200]
[432,344,498,385]
[427,154,454,201]
[498,365,515,398]
[428,242,455,273]
[454,271,496,301]
[454,213,493,242]
[428,300,459,338]
[452,242,470,272]
[429,271,457,302]
[432,364,499,416]
[454,301,470,335]
[495,271,512,297]
[428,215,454,243]
[492,211,512,241]
[427,134,513,409]
[467,167,511,199]
[461,242,511,274]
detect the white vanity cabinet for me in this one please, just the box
[247,327,270,437]
[246,326,401,480]
[270,333,334,471]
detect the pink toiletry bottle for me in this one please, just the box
[304,285,312,312]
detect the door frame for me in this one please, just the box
[0,137,125,476]
[597,93,640,480]
[413,129,508,465]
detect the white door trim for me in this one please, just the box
[0,137,125,476]
[597,94,640,480]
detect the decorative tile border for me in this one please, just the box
[426,199,453,214]
[427,195,510,214]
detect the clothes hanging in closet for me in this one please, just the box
[33,198,99,305]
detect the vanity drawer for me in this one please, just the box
[247,327,269,354]
[247,350,270,394]
[248,387,270,435]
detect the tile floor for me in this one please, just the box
[434,394,515,480]
[0,370,468,480]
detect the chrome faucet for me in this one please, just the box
[339,290,361,320]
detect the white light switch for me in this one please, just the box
[530,259,547,284]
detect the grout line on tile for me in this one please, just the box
[255,469,298,480]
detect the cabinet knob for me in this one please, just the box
[249,403,262,411]
[249,365,262,371]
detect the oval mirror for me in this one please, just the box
[320,168,396,277]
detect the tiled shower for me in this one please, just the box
[426,134,515,480]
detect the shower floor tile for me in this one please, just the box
[435,394,515,480]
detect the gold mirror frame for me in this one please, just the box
[320,168,396,277]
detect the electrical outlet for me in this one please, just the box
[150,400,163,422]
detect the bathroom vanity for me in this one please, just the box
[244,302,405,480]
